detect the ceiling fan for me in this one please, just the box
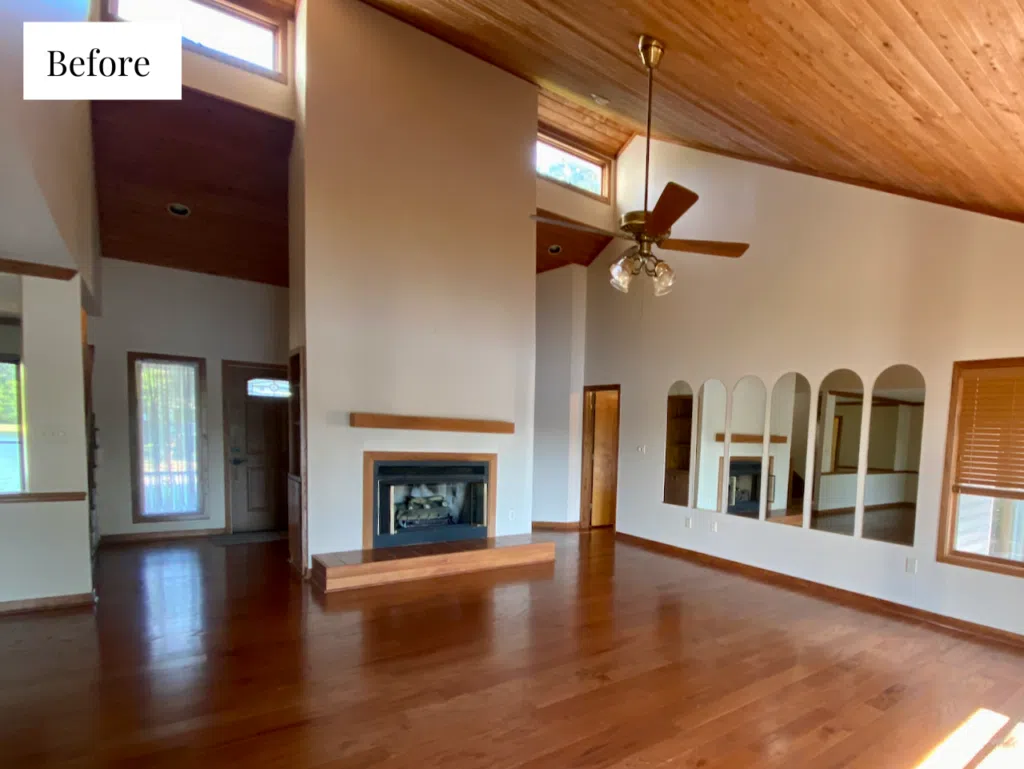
[534,35,749,296]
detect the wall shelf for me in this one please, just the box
[349,413,515,434]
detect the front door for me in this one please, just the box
[223,362,289,533]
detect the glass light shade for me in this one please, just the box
[609,248,640,293]
[652,261,675,296]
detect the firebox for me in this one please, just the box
[373,459,489,548]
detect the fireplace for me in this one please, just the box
[370,457,492,548]
[727,459,762,518]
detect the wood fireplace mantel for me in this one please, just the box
[362,451,498,549]
[350,413,514,434]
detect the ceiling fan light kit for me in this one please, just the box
[531,34,750,298]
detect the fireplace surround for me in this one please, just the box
[362,452,497,548]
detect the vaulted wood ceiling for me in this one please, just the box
[364,0,1024,222]
[92,88,292,286]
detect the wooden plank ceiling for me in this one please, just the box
[364,0,1024,222]
[92,87,293,287]
[536,209,614,273]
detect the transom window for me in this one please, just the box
[536,135,608,199]
[247,378,290,398]
[940,358,1024,578]
[128,353,207,521]
[106,0,285,78]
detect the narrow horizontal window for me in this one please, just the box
[247,378,290,398]
[110,0,281,75]
[536,136,607,198]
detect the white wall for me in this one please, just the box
[0,0,97,286]
[89,259,288,536]
[537,176,616,232]
[182,21,296,120]
[587,136,1024,637]
[0,276,92,603]
[300,0,536,557]
[533,265,586,523]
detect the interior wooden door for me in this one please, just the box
[589,388,621,528]
[224,362,289,533]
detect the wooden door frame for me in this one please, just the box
[221,360,289,534]
[579,384,621,530]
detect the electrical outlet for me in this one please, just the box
[508,509,515,522]
[710,520,719,533]
[905,557,918,574]
[684,516,693,529]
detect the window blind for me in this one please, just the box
[954,365,1024,500]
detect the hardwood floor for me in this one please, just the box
[1,531,1022,768]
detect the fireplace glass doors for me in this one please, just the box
[373,460,489,548]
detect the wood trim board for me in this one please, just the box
[0,593,94,616]
[615,532,1024,651]
[0,257,76,281]
[361,452,498,550]
[0,492,87,504]
[100,528,227,546]
[715,433,787,444]
[532,521,581,531]
[349,413,514,434]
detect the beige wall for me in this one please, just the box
[0,276,92,604]
[587,136,1024,637]
[89,260,288,537]
[533,265,587,523]
[300,0,537,557]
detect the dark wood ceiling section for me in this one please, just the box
[92,87,293,287]
[538,89,633,158]
[363,0,1024,223]
[536,208,614,273]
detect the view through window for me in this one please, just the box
[0,361,23,493]
[114,0,278,72]
[536,138,605,196]
[132,356,204,518]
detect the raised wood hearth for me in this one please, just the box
[311,536,555,593]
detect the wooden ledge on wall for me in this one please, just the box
[715,433,787,444]
[0,492,87,504]
[350,412,515,434]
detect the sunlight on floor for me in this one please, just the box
[974,722,1023,768]
[913,709,1009,769]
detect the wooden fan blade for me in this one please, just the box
[645,183,699,236]
[660,239,749,258]
[531,215,628,240]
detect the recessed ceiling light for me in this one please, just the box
[548,244,563,255]
[591,94,610,107]
[167,202,191,218]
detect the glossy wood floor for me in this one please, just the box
[2,531,1023,768]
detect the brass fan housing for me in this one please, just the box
[620,210,668,242]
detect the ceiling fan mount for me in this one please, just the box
[532,33,749,296]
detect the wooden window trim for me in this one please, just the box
[128,352,209,524]
[938,357,1024,579]
[537,133,611,203]
[104,0,290,84]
